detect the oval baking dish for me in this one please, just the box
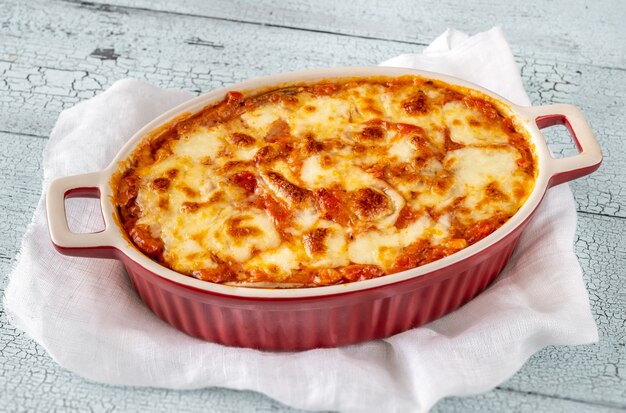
[46,67,602,350]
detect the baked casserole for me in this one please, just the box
[112,75,536,287]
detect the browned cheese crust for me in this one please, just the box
[111,76,536,287]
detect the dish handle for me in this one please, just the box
[529,104,602,187]
[46,172,119,259]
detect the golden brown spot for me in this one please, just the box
[409,128,438,166]
[353,144,367,153]
[362,97,382,115]
[402,91,429,115]
[151,177,170,192]
[304,105,317,113]
[351,188,391,220]
[314,188,351,226]
[266,171,310,205]
[158,196,169,210]
[389,163,417,180]
[359,126,384,141]
[484,181,509,202]
[226,216,261,238]
[442,89,464,104]
[432,171,454,195]
[254,145,278,165]
[181,185,199,198]
[309,83,339,96]
[303,134,324,155]
[220,160,255,173]
[468,118,481,127]
[228,132,256,147]
[395,206,420,229]
[320,154,333,167]
[181,201,202,213]
[265,119,291,142]
[200,157,213,166]
[182,90,247,128]
[463,97,500,121]
[254,193,292,232]
[230,171,257,194]
[392,122,421,135]
[303,227,330,256]
[209,191,225,202]
[365,163,387,180]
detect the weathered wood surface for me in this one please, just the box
[0,0,624,411]
[84,0,626,67]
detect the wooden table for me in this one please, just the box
[1,1,624,411]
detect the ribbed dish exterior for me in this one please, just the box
[123,230,521,351]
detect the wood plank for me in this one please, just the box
[0,134,624,408]
[72,0,626,68]
[0,317,620,413]
[0,0,624,217]
[435,387,625,413]
[0,132,45,270]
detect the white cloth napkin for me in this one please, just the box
[4,27,598,413]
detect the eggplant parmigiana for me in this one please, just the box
[112,76,536,287]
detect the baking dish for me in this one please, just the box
[46,66,602,350]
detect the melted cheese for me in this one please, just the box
[388,137,416,163]
[443,101,510,145]
[348,215,433,268]
[241,104,289,132]
[114,75,536,286]
[291,96,353,138]
[447,146,522,217]
[300,155,381,190]
[175,126,226,161]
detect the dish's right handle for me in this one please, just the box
[528,104,602,187]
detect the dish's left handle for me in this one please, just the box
[46,172,119,259]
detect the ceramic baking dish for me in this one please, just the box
[46,67,602,350]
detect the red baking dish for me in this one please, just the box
[45,67,602,350]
